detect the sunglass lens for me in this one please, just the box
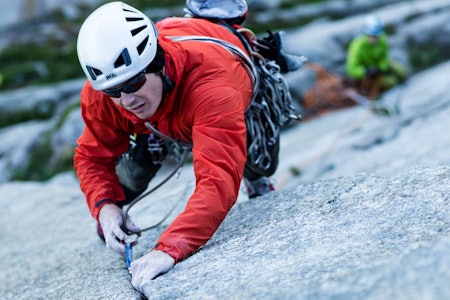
[122,75,146,94]
[102,71,146,98]
[103,89,121,98]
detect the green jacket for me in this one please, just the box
[346,34,390,80]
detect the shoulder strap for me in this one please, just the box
[169,35,259,103]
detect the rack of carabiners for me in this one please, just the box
[237,28,304,173]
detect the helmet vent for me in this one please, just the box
[137,36,149,55]
[126,17,144,22]
[131,25,147,37]
[86,66,102,80]
[114,48,132,68]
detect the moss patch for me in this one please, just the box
[11,131,74,181]
[0,102,56,129]
[407,34,450,73]
[0,39,82,90]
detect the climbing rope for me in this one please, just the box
[121,122,192,234]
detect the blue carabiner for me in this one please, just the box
[122,235,139,274]
[125,242,133,273]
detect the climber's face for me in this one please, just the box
[368,35,379,44]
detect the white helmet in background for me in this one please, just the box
[77,1,158,90]
[363,14,384,36]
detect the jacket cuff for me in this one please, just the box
[154,243,183,264]
[93,198,114,221]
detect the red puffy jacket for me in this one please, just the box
[74,17,252,262]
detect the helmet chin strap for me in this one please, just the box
[159,67,175,98]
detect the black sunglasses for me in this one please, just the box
[103,70,147,98]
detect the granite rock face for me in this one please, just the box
[143,166,450,299]
[1,166,449,299]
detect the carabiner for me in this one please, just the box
[125,242,134,273]
[120,233,139,273]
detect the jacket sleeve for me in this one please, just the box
[376,35,390,72]
[74,83,131,220]
[346,36,367,80]
[155,83,252,262]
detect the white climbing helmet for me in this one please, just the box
[363,14,384,36]
[77,1,158,90]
